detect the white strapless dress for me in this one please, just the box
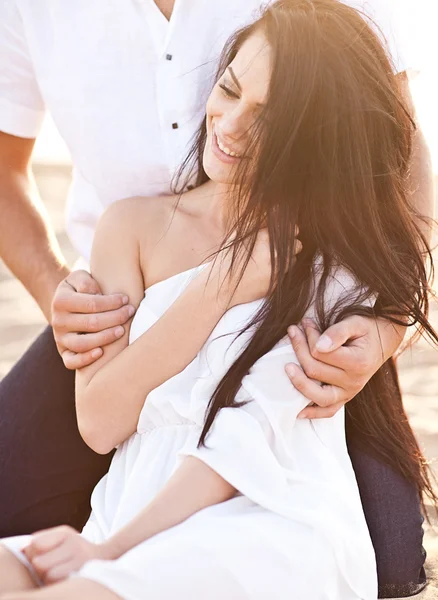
[2,264,377,600]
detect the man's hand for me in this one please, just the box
[22,525,109,584]
[286,315,406,419]
[52,270,136,370]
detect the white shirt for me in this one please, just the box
[0,0,409,262]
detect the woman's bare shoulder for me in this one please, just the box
[101,195,176,234]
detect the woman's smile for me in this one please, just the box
[212,126,243,164]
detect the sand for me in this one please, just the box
[0,163,437,598]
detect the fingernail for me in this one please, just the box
[122,295,129,304]
[297,412,307,419]
[288,326,296,339]
[128,306,136,317]
[286,364,297,378]
[115,326,124,338]
[316,335,333,352]
[91,348,103,359]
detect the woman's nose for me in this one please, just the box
[220,106,253,140]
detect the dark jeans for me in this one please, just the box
[0,327,427,598]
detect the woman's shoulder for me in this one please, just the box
[98,195,176,238]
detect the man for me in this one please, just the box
[0,0,434,597]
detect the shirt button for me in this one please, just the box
[166,54,173,61]
[172,122,179,129]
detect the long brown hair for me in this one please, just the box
[175,0,438,511]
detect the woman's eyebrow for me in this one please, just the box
[227,65,266,108]
[228,67,242,91]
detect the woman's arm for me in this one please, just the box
[75,200,231,455]
[22,457,236,583]
[101,457,235,559]
[76,201,271,455]
[99,341,310,560]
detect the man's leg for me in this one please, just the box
[347,358,427,598]
[348,444,427,598]
[0,327,114,537]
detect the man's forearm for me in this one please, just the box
[399,73,435,242]
[409,126,435,243]
[0,168,69,321]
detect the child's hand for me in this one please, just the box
[22,525,108,584]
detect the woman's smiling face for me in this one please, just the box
[203,30,272,184]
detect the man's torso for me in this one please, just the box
[12,0,406,260]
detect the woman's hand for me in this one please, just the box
[286,315,406,418]
[22,525,111,584]
[51,270,136,370]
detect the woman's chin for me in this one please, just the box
[203,156,235,185]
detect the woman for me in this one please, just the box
[0,0,436,598]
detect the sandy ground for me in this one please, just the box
[0,164,437,598]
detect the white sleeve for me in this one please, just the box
[178,341,308,504]
[177,338,355,516]
[177,262,373,507]
[0,0,45,138]
[176,333,376,599]
[345,0,415,74]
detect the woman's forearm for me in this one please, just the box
[101,457,236,559]
[76,267,231,453]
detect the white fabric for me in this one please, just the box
[0,0,410,263]
[1,262,377,599]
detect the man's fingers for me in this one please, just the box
[285,363,347,408]
[62,349,103,370]
[288,326,345,386]
[296,318,370,373]
[293,238,303,256]
[65,270,102,295]
[53,289,131,315]
[61,326,126,354]
[59,305,135,334]
[298,400,346,420]
[314,317,366,353]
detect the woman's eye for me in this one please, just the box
[219,83,240,99]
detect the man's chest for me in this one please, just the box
[17,0,266,174]
[18,0,266,122]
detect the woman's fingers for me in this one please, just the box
[28,528,68,555]
[31,543,72,578]
[44,559,79,584]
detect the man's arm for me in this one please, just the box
[399,72,435,242]
[286,73,435,417]
[0,131,69,321]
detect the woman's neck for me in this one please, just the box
[207,181,238,233]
